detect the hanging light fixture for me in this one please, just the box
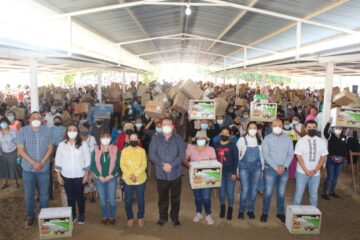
[185,5,191,16]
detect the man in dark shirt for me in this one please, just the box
[149,117,186,227]
[90,118,110,145]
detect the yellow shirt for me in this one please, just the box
[120,146,147,185]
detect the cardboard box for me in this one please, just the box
[122,92,133,100]
[145,101,164,118]
[12,108,26,120]
[215,97,228,117]
[235,98,247,106]
[74,103,89,115]
[166,88,178,100]
[189,100,215,120]
[250,102,277,122]
[153,93,170,108]
[189,160,222,189]
[137,85,148,97]
[93,104,113,119]
[333,90,358,106]
[5,96,18,107]
[178,80,203,100]
[172,92,190,113]
[62,111,72,126]
[286,205,321,234]
[141,93,151,107]
[331,108,360,128]
[38,207,73,239]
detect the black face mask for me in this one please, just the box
[80,130,89,137]
[96,120,103,126]
[307,129,317,137]
[125,129,133,136]
[54,122,62,127]
[220,135,230,142]
[129,141,138,147]
[257,124,264,130]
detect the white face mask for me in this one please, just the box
[217,119,224,125]
[31,120,41,128]
[101,138,111,146]
[334,129,342,135]
[292,120,299,125]
[67,131,78,139]
[273,127,282,135]
[162,125,172,134]
[196,139,206,147]
[248,129,257,137]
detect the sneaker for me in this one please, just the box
[193,213,203,223]
[205,215,214,225]
[238,212,244,219]
[157,219,167,226]
[247,212,255,220]
[101,219,108,225]
[138,219,145,228]
[109,219,116,225]
[260,214,268,223]
[330,192,341,198]
[78,216,85,224]
[276,214,285,223]
[172,219,181,227]
[24,218,34,229]
[322,194,331,200]
[73,218,77,224]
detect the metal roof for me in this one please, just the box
[15,0,360,76]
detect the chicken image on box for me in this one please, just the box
[189,100,216,120]
[38,207,73,239]
[331,107,360,128]
[286,205,321,235]
[189,160,222,189]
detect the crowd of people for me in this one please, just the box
[0,81,358,230]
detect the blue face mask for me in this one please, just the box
[135,123,142,129]
[7,116,15,122]
[284,125,291,130]
[196,139,206,147]
[200,124,208,130]
[156,127,162,133]
[0,122,8,129]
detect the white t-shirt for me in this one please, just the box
[294,123,303,140]
[294,135,328,176]
[84,135,97,152]
[44,112,61,127]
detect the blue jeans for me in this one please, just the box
[293,172,320,206]
[23,170,50,219]
[95,177,118,219]
[322,159,343,195]
[193,188,212,215]
[239,166,261,213]
[219,172,235,207]
[262,166,288,215]
[257,174,265,193]
[124,183,146,220]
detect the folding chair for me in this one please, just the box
[349,151,360,192]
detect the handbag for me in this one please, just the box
[330,155,345,164]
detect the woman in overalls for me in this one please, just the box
[236,121,264,220]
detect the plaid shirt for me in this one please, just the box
[16,125,54,172]
[51,125,66,146]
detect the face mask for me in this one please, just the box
[220,135,230,142]
[127,105,132,109]
[200,124,208,130]
[135,123,142,129]
[51,109,57,114]
[248,129,257,137]
[307,129,317,137]
[67,131,78,139]
[216,119,224,125]
[292,120,299,125]
[162,125,172,134]
[284,125,291,130]
[130,141,138,147]
[0,122,8,129]
[7,116,15,122]
[96,120,103,126]
[80,130,89,137]
[243,115,249,119]
[156,127,162,133]
[273,127,282,135]
[54,122,62,127]
[257,124,264,130]
[334,129,342,135]
[125,129,133,136]
[31,120,41,128]
[197,139,206,147]
[101,138,111,146]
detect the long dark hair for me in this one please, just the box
[64,124,82,149]
[247,121,262,145]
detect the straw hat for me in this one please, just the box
[192,130,210,141]
[124,123,134,130]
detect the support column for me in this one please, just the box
[236,76,240,97]
[122,72,126,93]
[136,73,139,86]
[214,75,218,86]
[321,62,334,135]
[30,58,39,112]
[97,71,102,103]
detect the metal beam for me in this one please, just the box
[205,0,259,51]
[111,33,184,46]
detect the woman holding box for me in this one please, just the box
[183,131,217,225]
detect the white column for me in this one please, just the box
[321,62,335,135]
[236,76,240,97]
[136,73,139,86]
[122,72,126,93]
[223,76,226,86]
[30,58,39,112]
[295,21,302,60]
[67,16,72,56]
[97,71,102,103]
[214,75,218,86]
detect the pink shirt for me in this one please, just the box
[305,115,316,122]
[186,144,217,162]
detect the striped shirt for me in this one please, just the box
[16,125,54,172]
[0,129,17,153]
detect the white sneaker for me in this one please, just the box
[205,215,214,225]
[193,213,203,222]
